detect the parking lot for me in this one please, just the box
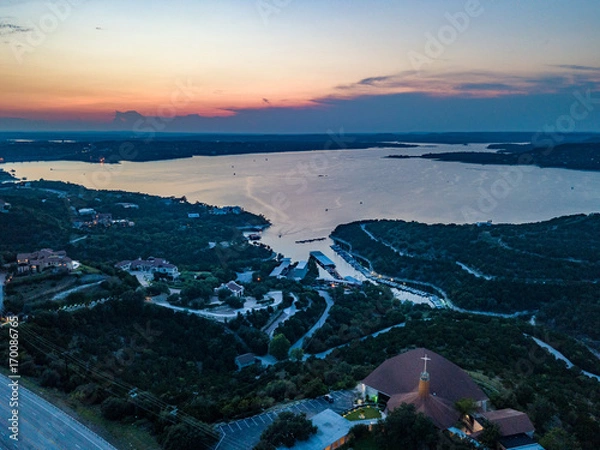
[216,390,356,450]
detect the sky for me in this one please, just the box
[1,0,600,132]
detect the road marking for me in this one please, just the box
[228,424,235,432]
[258,415,265,424]
[236,421,242,431]
[251,417,258,425]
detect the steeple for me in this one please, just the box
[418,354,431,398]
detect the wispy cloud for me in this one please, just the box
[327,68,600,102]
[549,64,600,72]
[0,18,32,36]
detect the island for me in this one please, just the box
[388,141,600,172]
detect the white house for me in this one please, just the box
[217,281,245,298]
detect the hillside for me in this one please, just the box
[331,215,600,346]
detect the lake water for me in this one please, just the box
[7,144,600,276]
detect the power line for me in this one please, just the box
[19,327,221,447]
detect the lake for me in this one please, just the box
[7,144,600,276]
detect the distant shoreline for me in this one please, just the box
[387,141,600,172]
[0,138,418,164]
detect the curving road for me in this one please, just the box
[289,290,334,352]
[0,374,117,450]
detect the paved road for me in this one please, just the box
[290,290,334,352]
[0,374,117,450]
[527,335,600,382]
[216,390,355,450]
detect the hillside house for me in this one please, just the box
[115,257,180,279]
[17,249,74,274]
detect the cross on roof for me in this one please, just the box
[421,354,431,373]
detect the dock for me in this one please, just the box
[309,251,342,279]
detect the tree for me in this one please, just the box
[477,419,501,449]
[225,295,244,309]
[290,347,304,362]
[269,333,291,360]
[256,412,316,448]
[161,423,216,450]
[454,398,477,418]
[540,427,583,450]
[373,403,438,450]
[100,397,133,421]
[39,368,61,388]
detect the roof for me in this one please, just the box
[17,249,68,262]
[363,348,488,403]
[481,409,534,437]
[285,409,351,450]
[270,258,291,277]
[226,281,244,293]
[310,251,335,267]
[499,434,545,450]
[235,353,256,366]
[295,260,308,270]
[386,391,460,429]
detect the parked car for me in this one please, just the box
[323,394,334,403]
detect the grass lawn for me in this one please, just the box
[343,406,382,421]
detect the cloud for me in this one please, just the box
[0,18,32,36]
[549,64,600,72]
[327,68,600,102]
[357,75,393,86]
[262,98,271,105]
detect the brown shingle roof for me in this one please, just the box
[480,409,534,437]
[363,348,488,403]
[387,391,460,429]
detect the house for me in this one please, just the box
[115,202,139,209]
[235,353,258,370]
[478,409,535,438]
[269,258,292,278]
[0,199,10,213]
[470,409,544,449]
[498,434,545,450]
[361,348,489,429]
[187,213,200,219]
[115,257,180,279]
[286,409,352,450]
[209,206,242,215]
[78,208,96,216]
[292,261,309,280]
[94,213,113,226]
[17,249,74,274]
[217,281,245,298]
